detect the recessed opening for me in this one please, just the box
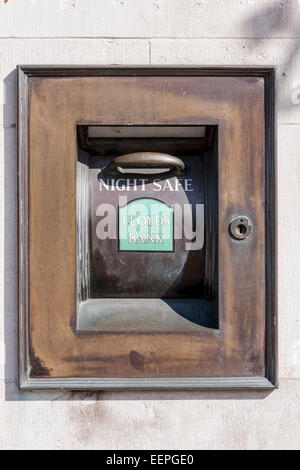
[76,125,218,331]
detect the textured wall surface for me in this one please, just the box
[1,0,300,450]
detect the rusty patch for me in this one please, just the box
[129,350,146,371]
[29,342,52,378]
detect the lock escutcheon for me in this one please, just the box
[229,216,252,240]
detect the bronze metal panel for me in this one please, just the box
[18,67,276,388]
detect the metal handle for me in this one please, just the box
[103,152,185,176]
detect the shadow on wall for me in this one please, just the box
[243,0,300,112]
[3,69,19,400]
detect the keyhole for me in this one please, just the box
[237,223,246,235]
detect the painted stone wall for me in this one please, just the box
[0,0,300,449]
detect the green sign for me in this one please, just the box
[119,198,174,252]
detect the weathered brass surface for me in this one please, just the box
[18,67,276,390]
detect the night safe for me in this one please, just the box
[18,66,276,390]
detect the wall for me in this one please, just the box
[0,0,300,450]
